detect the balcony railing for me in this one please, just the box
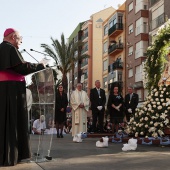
[150,13,165,31]
[82,32,88,41]
[81,60,88,68]
[108,43,123,54]
[108,23,123,36]
[108,61,123,72]
[149,0,160,7]
[81,46,88,54]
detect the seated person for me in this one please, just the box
[32,115,46,134]
[47,117,56,129]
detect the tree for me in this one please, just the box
[41,33,89,92]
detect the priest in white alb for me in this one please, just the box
[70,83,89,137]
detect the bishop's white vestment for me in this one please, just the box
[70,89,89,136]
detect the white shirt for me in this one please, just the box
[33,119,46,133]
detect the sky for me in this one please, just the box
[0,0,125,64]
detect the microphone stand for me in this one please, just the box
[30,49,61,66]
[23,49,39,63]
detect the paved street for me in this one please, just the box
[1,134,170,170]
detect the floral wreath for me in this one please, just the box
[144,21,170,91]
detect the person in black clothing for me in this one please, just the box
[0,28,45,166]
[107,86,124,133]
[90,80,106,133]
[55,84,68,138]
[124,86,139,122]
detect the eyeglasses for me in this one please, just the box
[59,87,63,88]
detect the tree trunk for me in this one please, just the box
[62,74,68,93]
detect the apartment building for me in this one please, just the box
[149,0,170,42]
[125,0,149,101]
[80,7,115,95]
[68,22,85,95]
[102,3,126,97]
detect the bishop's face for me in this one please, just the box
[12,32,22,49]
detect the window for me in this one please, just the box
[128,2,133,12]
[104,25,108,36]
[109,21,113,28]
[103,60,108,71]
[128,46,133,56]
[135,41,148,59]
[128,69,133,77]
[129,24,133,34]
[103,41,108,53]
[103,77,107,88]
[136,18,148,35]
[135,65,143,82]
[113,18,116,25]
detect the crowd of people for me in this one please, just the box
[0,28,139,167]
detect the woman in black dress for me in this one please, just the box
[55,84,68,138]
[107,86,124,133]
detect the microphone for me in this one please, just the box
[23,49,39,63]
[30,49,50,56]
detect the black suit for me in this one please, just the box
[124,93,139,122]
[90,88,106,132]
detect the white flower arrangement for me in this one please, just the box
[157,102,160,105]
[127,84,170,138]
[145,117,148,121]
[161,99,164,102]
[149,127,155,132]
[140,132,144,135]
[154,122,158,127]
[158,130,164,137]
[145,124,148,128]
[158,106,162,110]
[160,113,167,120]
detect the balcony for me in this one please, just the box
[82,32,88,41]
[108,60,123,73]
[149,0,160,7]
[108,23,123,37]
[135,72,143,82]
[81,46,88,54]
[135,24,148,36]
[135,1,148,13]
[135,48,146,59]
[108,43,123,55]
[81,60,88,68]
[150,13,165,31]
